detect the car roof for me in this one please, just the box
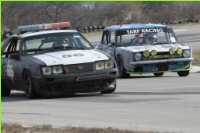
[104,23,170,31]
[17,30,78,38]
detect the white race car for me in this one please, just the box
[98,23,192,78]
[2,22,118,98]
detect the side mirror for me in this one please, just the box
[9,53,20,60]
[108,42,115,47]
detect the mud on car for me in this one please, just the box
[2,22,118,98]
[98,24,193,78]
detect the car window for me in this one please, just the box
[118,29,177,46]
[110,31,115,43]
[21,32,92,56]
[2,40,11,58]
[3,38,20,58]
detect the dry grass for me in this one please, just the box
[2,123,170,133]
[193,51,200,66]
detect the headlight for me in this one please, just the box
[42,67,52,75]
[53,66,63,74]
[96,62,105,70]
[105,60,114,69]
[42,65,63,75]
[151,50,157,56]
[134,53,142,61]
[169,48,175,55]
[177,48,183,55]
[183,50,190,58]
[143,50,150,57]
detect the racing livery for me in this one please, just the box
[2,22,118,98]
[98,24,193,78]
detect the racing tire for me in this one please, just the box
[101,89,116,94]
[154,72,164,77]
[2,83,11,97]
[101,80,116,94]
[177,71,190,77]
[23,71,38,99]
[117,56,130,78]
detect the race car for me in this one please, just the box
[2,22,118,98]
[98,23,193,78]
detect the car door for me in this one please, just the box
[99,31,116,57]
[2,37,22,90]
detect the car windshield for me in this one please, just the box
[117,28,178,46]
[21,32,92,55]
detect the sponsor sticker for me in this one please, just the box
[62,53,84,58]
[6,60,14,79]
[126,28,163,34]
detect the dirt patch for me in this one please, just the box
[193,50,200,66]
[2,123,169,133]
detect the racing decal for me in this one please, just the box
[62,53,84,58]
[33,50,109,66]
[126,28,163,34]
[6,60,14,79]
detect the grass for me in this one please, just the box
[2,123,170,133]
[193,50,200,66]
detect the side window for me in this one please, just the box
[6,38,20,58]
[110,31,115,43]
[2,40,11,58]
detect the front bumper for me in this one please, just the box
[128,58,192,73]
[33,68,118,96]
[130,57,193,65]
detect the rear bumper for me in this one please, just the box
[33,68,117,96]
[130,57,193,65]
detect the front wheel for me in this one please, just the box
[2,83,11,96]
[117,56,130,78]
[23,71,38,99]
[154,72,164,77]
[177,71,190,77]
[101,89,116,94]
[101,79,116,94]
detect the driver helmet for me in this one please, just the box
[148,33,158,43]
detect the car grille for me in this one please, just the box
[65,63,93,73]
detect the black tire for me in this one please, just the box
[101,80,116,94]
[154,72,164,77]
[177,71,190,77]
[23,71,38,99]
[2,83,11,96]
[117,56,130,78]
[101,89,116,94]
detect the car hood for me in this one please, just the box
[122,43,190,53]
[33,50,109,66]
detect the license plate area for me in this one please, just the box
[157,63,168,71]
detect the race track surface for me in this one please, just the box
[2,25,200,133]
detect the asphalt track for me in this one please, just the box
[2,25,200,133]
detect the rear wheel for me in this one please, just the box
[177,71,190,77]
[117,56,130,78]
[23,71,38,99]
[2,83,11,96]
[154,72,164,77]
